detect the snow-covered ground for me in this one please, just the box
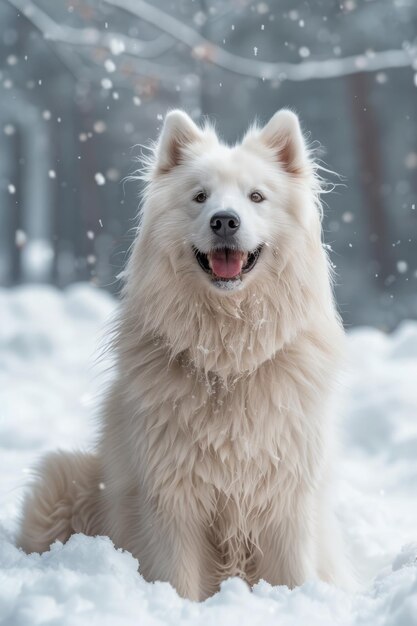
[0,284,416,626]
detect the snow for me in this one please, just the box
[3,124,16,136]
[94,172,106,186]
[104,59,116,73]
[1,284,417,626]
[397,260,408,274]
[100,78,112,90]
[93,121,107,134]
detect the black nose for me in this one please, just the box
[210,211,240,238]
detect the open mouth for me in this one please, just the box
[193,245,263,287]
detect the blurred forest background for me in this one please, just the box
[0,0,416,328]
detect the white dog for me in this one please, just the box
[19,109,351,600]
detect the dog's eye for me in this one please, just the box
[194,191,207,203]
[250,191,264,203]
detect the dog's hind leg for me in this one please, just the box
[17,451,104,554]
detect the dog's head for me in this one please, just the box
[138,109,320,296]
[125,110,334,375]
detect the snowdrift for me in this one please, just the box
[1,284,416,625]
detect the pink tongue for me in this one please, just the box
[210,249,243,279]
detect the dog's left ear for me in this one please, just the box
[260,110,309,175]
[155,110,202,175]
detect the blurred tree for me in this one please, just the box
[1,0,416,328]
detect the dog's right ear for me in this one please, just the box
[155,110,202,175]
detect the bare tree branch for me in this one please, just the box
[105,0,417,81]
[6,0,175,59]
[7,0,417,83]
[78,48,183,85]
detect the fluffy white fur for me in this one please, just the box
[18,109,352,600]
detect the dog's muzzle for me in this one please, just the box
[193,244,264,289]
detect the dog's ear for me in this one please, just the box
[260,110,309,175]
[155,110,201,175]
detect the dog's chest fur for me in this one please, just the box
[137,335,328,528]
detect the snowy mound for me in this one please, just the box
[1,284,416,626]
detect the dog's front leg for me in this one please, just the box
[134,502,210,601]
[256,499,316,588]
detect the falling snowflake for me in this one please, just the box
[376,72,387,84]
[257,2,269,14]
[94,173,106,186]
[253,46,258,56]
[397,261,408,274]
[193,11,206,26]
[104,59,116,73]
[355,56,367,69]
[4,124,15,136]
[342,211,354,223]
[344,0,356,11]
[106,168,120,182]
[101,78,113,90]
[48,170,56,179]
[93,120,107,134]
[8,183,16,194]
[299,47,310,58]
[15,230,27,247]
[404,153,417,169]
[109,38,125,56]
